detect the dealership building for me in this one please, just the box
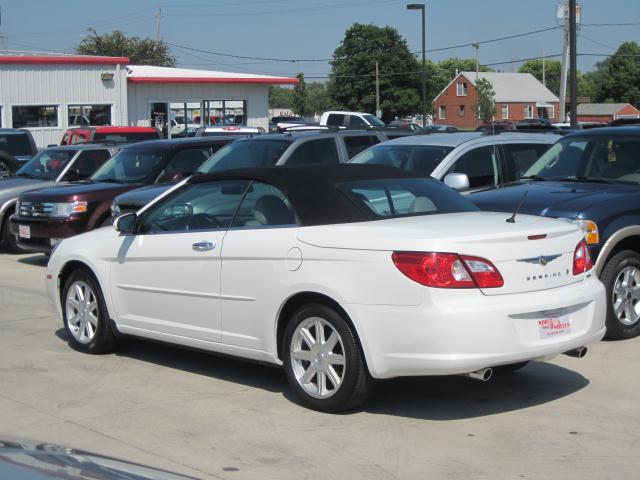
[0,52,298,147]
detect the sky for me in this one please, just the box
[0,0,638,80]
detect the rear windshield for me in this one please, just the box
[198,139,290,173]
[16,149,77,180]
[338,178,478,219]
[93,131,160,143]
[91,148,165,184]
[0,133,33,156]
[350,144,454,175]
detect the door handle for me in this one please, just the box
[192,241,216,252]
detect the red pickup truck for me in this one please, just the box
[60,126,161,146]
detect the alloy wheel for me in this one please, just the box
[290,317,346,399]
[65,281,99,344]
[612,266,640,326]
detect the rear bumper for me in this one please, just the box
[348,275,606,379]
[9,215,88,254]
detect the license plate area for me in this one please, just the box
[537,315,572,338]
[18,225,30,239]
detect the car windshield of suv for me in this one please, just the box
[362,114,385,126]
[524,135,640,184]
[0,133,32,156]
[198,139,290,173]
[15,149,78,180]
[93,132,159,143]
[350,144,454,175]
[91,148,165,184]
[338,178,479,219]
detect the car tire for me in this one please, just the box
[0,152,18,178]
[1,214,20,253]
[283,303,375,413]
[62,269,116,354]
[601,250,640,340]
[494,361,529,374]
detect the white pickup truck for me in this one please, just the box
[320,111,386,128]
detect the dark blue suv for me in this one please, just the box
[471,126,640,339]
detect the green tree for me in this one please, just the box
[474,78,496,122]
[328,23,420,120]
[268,86,293,109]
[76,30,176,66]
[306,82,333,115]
[291,73,309,117]
[596,42,640,107]
[519,59,562,95]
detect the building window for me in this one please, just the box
[524,105,534,119]
[456,82,468,96]
[547,105,555,120]
[439,105,446,119]
[12,105,58,128]
[202,100,247,126]
[68,105,112,126]
[459,105,465,116]
[501,104,509,119]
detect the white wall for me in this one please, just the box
[127,83,269,131]
[0,63,127,148]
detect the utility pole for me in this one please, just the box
[375,61,381,118]
[542,51,546,86]
[155,7,162,42]
[472,42,480,127]
[569,0,578,128]
[407,4,427,127]
[559,0,570,122]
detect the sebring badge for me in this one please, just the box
[517,254,562,266]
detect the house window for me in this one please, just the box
[501,104,509,119]
[547,105,555,120]
[12,105,58,128]
[439,106,446,120]
[524,105,534,119]
[202,100,247,126]
[459,105,465,116]
[456,82,468,96]
[68,104,112,126]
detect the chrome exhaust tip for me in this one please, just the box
[464,367,493,382]
[563,347,588,358]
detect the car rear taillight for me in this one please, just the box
[391,252,504,289]
[572,239,593,275]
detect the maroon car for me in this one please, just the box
[10,137,235,254]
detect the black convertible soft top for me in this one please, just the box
[188,164,432,226]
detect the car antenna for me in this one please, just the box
[506,190,528,223]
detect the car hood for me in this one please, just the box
[18,181,141,203]
[115,183,174,208]
[470,181,640,218]
[0,177,52,204]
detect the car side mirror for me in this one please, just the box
[115,212,137,234]
[159,171,184,183]
[443,173,470,191]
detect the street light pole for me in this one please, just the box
[407,3,427,127]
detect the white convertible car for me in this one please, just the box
[45,164,606,412]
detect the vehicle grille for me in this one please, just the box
[18,201,54,218]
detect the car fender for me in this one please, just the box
[596,225,640,275]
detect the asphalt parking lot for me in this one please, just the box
[1,252,640,480]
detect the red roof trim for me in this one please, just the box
[128,76,299,85]
[0,56,129,65]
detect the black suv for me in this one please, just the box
[470,126,640,339]
[0,129,38,177]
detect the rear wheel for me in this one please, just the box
[1,213,20,253]
[62,269,116,353]
[283,303,375,412]
[601,250,640,340]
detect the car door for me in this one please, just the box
[441,144,502,192]
[64,149,111,181]
[220,181,299,351]
[109,179,249,342]
[341,134,380,160]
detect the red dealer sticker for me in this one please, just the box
[538,316,572,338]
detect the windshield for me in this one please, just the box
[198,139,290,173]
[350,144,454,175]
[524,135,640,184]
[338,178,478,219]
[363,114,386,126]
[0,133,33,156]
[91,148,165,184]
[16,149,77,180]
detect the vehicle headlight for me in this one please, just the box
[110,200,120,218]
[558,218,599,245]
[51,201,88,218]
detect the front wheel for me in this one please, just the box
[283,303,375,412]
[1,214,20,253]
[600,250,640,340]
[62,269,116,353]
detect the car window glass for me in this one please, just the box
[525,139,589,178]
[286,138,340,166]
[446,145,499,188]
[584,138,640,181]
[348,115,367,127]
[232,181,297,228]
[141,180,250,234]
[16,149,77,180]
[70,150,111,179]
[502,143,550,179]
[199,140,290,173]
[326,114,346,127]
[351,144,454,175]
[343,135,377,159]
[91,149,165,184]
[164,148,211,175]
